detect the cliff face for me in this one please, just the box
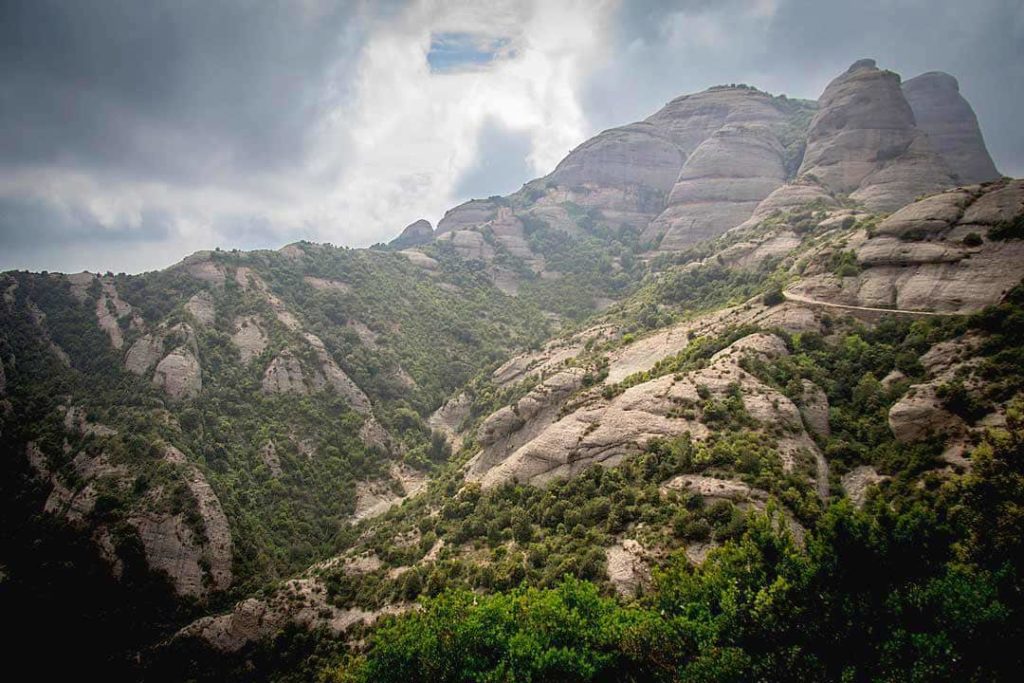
[903,71,1001,184]
[797,59,956,212]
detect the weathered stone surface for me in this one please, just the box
[124,333,164,375]
[798,59,955,212]
[231,316,267,364]
[173,251,226,287]
[436,199,499,235]
[177,579,404,652]
[470,333,822,490]
[303,333,372,413]
[259,441,282,478]
[789,180,1024,313]
[739,182,840,229]
[389,219,434,248]
[353,464,428,521]
[95,280,141,350]
[800,379,831,439]
[841,466,889,508]
[889,383,963,443]
[435,229,494,261]
[303,276,351,293]
[185,291,216,325]
[903,71,1000,184]
[261,351,309,394]
[398,249,439,270]
[649,123,788,249]
[428,392,471,451]
[546,121,684,194]
[157,445,232,593]
[605,539,651,597]
[153,347,202,400]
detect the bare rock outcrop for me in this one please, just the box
[605,539,651,597]
[389,219,434,248]
[261,351,309,394]
[788,179,1024,313]
[903,71,1000,184]
[436,199,500,235]
[841,466,889,507]
[231,316,267,364]
[124,333,165,375]
[470,332,822,490]
[153,347,202,401]
[176,578,404,653]
[798,59,955,212]
[649,123,788,249]
[95,279,142,350]
[185,291,216,326]
[799,379,831,440]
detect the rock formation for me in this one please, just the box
[797,59,955,212]
[788,179,1024,313]
[903,71,1000,184]
[389,219,434,248]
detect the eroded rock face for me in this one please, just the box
[841,466,889,508]
[649,123,788,249]
[153,347,202,400]
[605,539,651,597]
[95,280,142,350]
[27,437,231,600]
[546,122,684,194]
[903,71,1000,185]
[125,333,165,375]
[469,332,823,491]
[261,351,309,394]
[145,445,233,595]
[231,316,267,364]
[789,179,1024,313]
[798,59,955,212]
[436,199,499,235]
[389,219,434,248]
[800,379,831,440]
[176,579,403,653]
[185,291,216,326]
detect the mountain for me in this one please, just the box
[2,59,1023,681]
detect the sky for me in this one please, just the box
[1,0,1021,274]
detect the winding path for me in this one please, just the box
[782,289,962,317]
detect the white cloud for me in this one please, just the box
[0,0,619,273]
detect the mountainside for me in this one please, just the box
[3,59,1023,681]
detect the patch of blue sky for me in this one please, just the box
[427,32,512,72]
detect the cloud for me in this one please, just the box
[0,0,1020,273]
[0,0,617,272]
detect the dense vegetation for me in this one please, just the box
[334,404,1024,681]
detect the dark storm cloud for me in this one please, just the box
[586,0,1024,176]
[453,118,534,200]
[0,0,369,183]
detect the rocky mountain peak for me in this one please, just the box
[903,71,1001,184]
[389,219,434,249]
[797,58,955,211]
